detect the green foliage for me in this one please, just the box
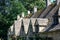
[0,0,28,38]
[20,0,46,11]
[10,1,27,14]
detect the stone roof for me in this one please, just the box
[40,4,59,32]
[49,24,60,31]
[39,4,55,18]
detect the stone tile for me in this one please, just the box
[23,18,30,34]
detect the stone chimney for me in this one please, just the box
[58,7,60,23]
[46,0,51,7]
[58,7,60,16]
[17,15,20,20]
[57,0,60,5]
[34,6,37,13]
[22,12,24,17]
[28,10,30,14]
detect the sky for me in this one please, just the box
[51,0,56,2]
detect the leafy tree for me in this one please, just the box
[20,0,46,11]
[0,0,27,39]
[10,0,27,15]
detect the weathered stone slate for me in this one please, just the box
[37,18,48,26]
[20,20,25,37]
[27,20,33,37]
[49,24,60,31]
[14,18,22,36]
[23,18,30,34]
[44,5,59,32]
[31,18,36,32]
[34,19,39,33]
